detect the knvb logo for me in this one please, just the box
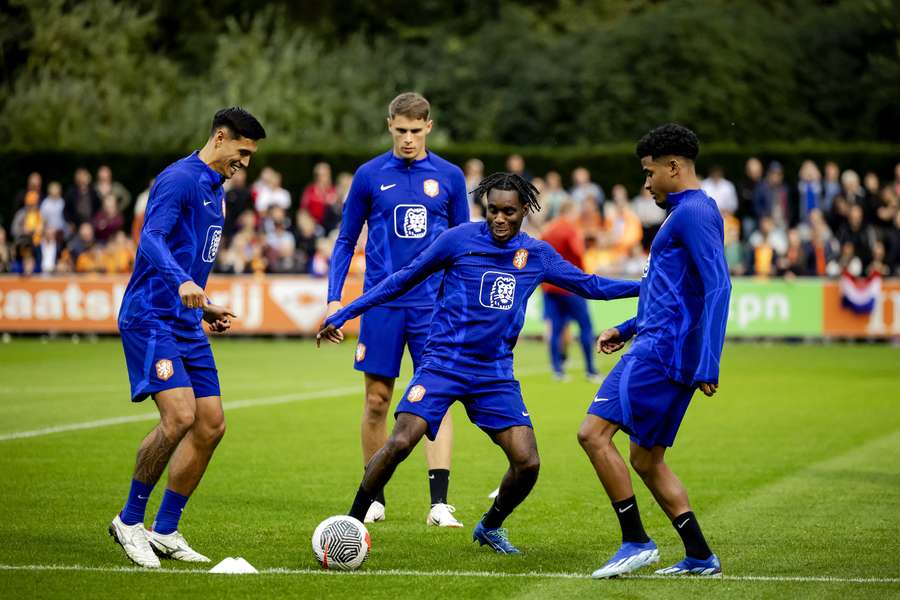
[407,385,426,402]
[513,248,528,270]
[394,205,428,238]
[423,179,440,198]
[203,226,223,263]
[479,271,516,310]
[155,359,174,381]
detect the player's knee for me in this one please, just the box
[161,409,195,440]
[384,432,416,461]
[521,455,541,479]
[200,415,226,445]
[629,452,654,477]
[512,452,540,479]
[363,392,391,421]
[577,424,604,450]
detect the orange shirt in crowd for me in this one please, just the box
[541,216,584,296]
[603,208,643,257]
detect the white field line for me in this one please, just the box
[0,366,554,442]
[0,563,897,584]
[0,387,359,442]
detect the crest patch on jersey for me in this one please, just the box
[479,271,516,310]
[407,385,426,403]
[155,359,174,381]
[642,252,651,278]
[513,248,529,269]
[423,179,439,198]
[394,204,428,238]
[355,343,366,362]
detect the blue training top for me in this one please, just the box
[327,222,640,378]
[118,152,225,338]
[615,188,732,386]
[327,150,469,308]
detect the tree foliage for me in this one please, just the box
[0,0,896,152]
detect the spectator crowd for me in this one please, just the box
[3,156,899,279]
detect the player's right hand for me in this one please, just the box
[597,327,625,354]
[698,382,719,397]
[316,323,343,347]
[178,280,207,309]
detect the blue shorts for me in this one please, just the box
[395,367,532,441]
[587,354,694,448]
[120,328,220,402]
[354,305,432,378]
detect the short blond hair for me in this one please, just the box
[388,92,430,121]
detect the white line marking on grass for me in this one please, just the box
[0,564,897,584]
[0,387,358,442]
[0,367,553,442]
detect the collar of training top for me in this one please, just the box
[662,187,700,211]
[381,150,438,172]
[189,151,227,190]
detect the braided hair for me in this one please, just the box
[470,172,541,214]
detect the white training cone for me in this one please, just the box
[209,557,257,574]
[233,557,259,574]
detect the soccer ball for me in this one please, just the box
[311,516,371,570]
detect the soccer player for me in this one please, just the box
[578,124,731,578]
[318,173,640,554]
[326,92,469,527]
[109,107,266,568]
[541,200,601,382]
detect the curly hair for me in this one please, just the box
[470,172,541,214]
[635,123,699,160]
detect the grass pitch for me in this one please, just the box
[1,337,898,599]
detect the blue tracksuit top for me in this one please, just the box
[616,188,732,386]
[326,222,640,378]
[118,152,225,338]
[327,150,469,308]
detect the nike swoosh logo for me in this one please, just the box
[203,199,212,206]
[677,518,690,528]
[593,397,610,403]
[137,495,148,500]
[380,183,397,191]
[428,474,435,480]
[618,504,634,514]
[521,412,529,417]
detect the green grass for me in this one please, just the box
[1,338,899,599]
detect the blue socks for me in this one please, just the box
[152,489,190,534]
[120,479,154,526]
[120,480,191,534]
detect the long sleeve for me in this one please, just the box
[448,168,471,226]
[326,229,456,328]
[539,243,640,300]
[327,171,370,302]
[673,201,732,384]
[139,174,192,288]
[615,317,638,341]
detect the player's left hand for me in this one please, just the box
[698,382,719,397]
[203,303,237,333]
[316,323,343,347]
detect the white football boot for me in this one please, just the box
[426,503,464,528]
[145,529,211,562]
[108,515,160,569]
[364,500,386,524]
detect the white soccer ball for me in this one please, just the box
[311,515,371,570]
